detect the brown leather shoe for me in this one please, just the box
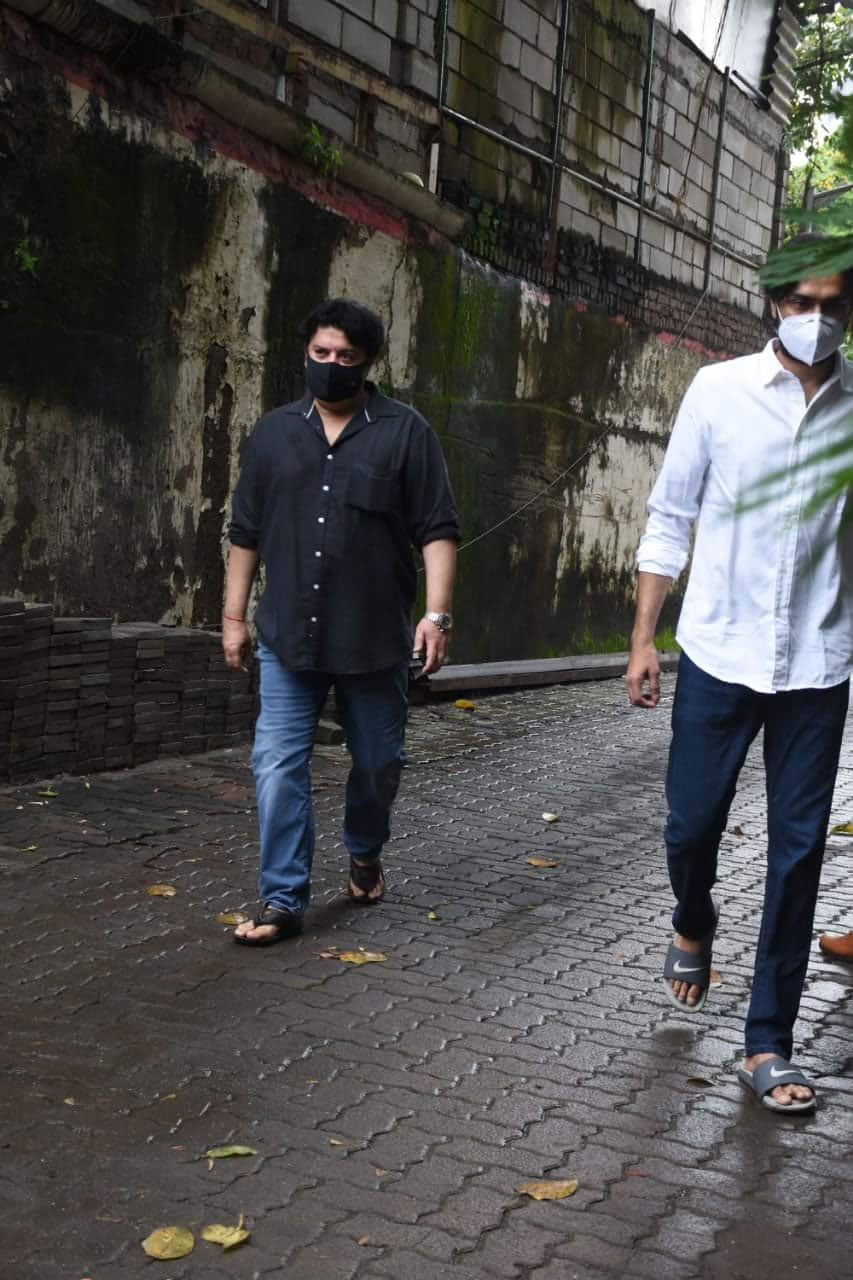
[818,931,853,960]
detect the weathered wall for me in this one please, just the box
[1,5,758,663]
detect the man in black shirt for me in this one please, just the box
[223,299,460,944]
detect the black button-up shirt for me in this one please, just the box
[228,386,460,674]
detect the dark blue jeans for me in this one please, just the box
[665,651,849,1058]
[252,643,408,914]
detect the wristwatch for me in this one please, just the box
[426,611,453,631]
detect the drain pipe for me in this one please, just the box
[634,8,655,262]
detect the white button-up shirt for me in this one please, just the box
[637,341,853,693]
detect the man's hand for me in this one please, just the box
[222,617,251,671]
[414,617,449,675]
[626,641,661,707]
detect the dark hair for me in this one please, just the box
[765,232,853,301]
[299,298,385,360]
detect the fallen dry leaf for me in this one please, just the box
[830,821,853,835]
[526,856,559,868]
[64,1096,76,1106]
[159,1093,177,1102]
[19,845,38,853]
[37,787,58,797]
[453,698,476,710]
[375,1167,387,1176]
[541,812,560,824]
[686,1076,715,1088]
[216,910,250,925]
[731,825,745,836]
[320,950,387,965]
[329,1138,346,1147]
[201,1214,250,1251]
[428,910,441,921]
[205,1144,257,1159]
[357,1235,370,1246]
[141,1226,195,1259]
[516,1178,578,1201]
[146,884,177,898]
[709,969,722,987]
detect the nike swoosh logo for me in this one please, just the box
[672,961,704,974]
[768,1067,800,1079]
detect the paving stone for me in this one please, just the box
[3,675,852,1278]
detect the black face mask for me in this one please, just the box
[304,356,368,403]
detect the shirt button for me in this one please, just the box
[317,516,325,523]
[326,453,333,460]
[310,616,317,623]
[315,550,322,557]
[322,484,330,492]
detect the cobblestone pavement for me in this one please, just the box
[2,675,852,1280]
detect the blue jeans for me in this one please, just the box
[252,642,408,914]
[665,651,849,1058]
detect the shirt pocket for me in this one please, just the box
[346,464,396,513]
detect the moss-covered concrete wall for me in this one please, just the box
[0,17,704,663]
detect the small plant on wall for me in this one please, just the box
[14,236,39,276]
[299,122,342,179]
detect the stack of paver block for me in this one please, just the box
[0,598,259,782]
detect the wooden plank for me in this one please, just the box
[427,651,680,694]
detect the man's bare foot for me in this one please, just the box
[668,933,706,1006]
[234,920,281,943]
[743,1052,815,1108]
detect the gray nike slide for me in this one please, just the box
[736,1057,817,1114]
[661,900,718,1014]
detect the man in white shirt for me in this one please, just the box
[627,254,853,1114]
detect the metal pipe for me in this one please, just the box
[704,66,731,291]
[634,8,655,262]
[546,0,572,226]
[441,104,762,271]
[436,0,450,111]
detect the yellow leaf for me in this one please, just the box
[217,911,250,925]
[541,812,560,823]
[84,781,91,789]
[142,1226,195,1259]
[526,857,559,868]
[205,1144,257,1158]
[516,1179,578,1201]
[159,1093,177,1102]
[320,950,387,964]
[202,1215,250,1250]
[146,884,177,897]
[37,787,58,797]
[453,698,477,710]
[357,1235,370,1246]
[329,1138,346,1147]
[19,845,38,852]
[830,821,853,835]
[64,1096,76,1105]
[428,910,440,921]
[15,804,23,810]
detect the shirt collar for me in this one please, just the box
[759,338,853,392]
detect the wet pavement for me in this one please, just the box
[2,673,852,1280]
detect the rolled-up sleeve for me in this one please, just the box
[637,375,710,578]
[228,427,262,549]
[403,420,461,548]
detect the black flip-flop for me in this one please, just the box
[233,902,303,946]
[348,858,385,906]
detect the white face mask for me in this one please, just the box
[777,311,845,365]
